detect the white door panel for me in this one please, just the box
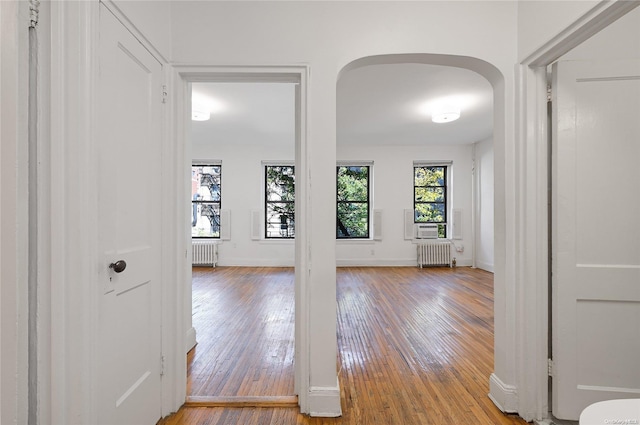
[552,59,640,420]
[96,4,163,424]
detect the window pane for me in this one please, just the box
[266,166,295,202]
[193,165,221,201]
[414,166,445,186]
[415,187,445,202]
[191,202,220,238]
[336,165,370,239]
[337,166,368,202]
[266,202,295,238]
[438,224,446,239]
[414,165,447,236]
[265,166,295,238]
[415,203,445,223]
[192,164,221,239]
[337,202,369,238]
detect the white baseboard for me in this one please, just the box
[215,257,475,268]
[489,373,518,413]
[477,260,494,273]
[452,258,472,267]
[217,259,295,267]
[336,258,416,267]
[535,418,577,425]
[186,327,197,353]
[335,258,475,268]
[308,379,342,417]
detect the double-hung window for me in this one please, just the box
[265,165,295,239]
[414,164,448,238]
[337,165,370,239]
[192,163,222,238]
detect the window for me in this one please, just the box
[337,165,370,239]
[192,164,221,238]
[265,165,295,239]
[414,165,447,238]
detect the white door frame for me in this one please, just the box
[515,1,639,421]
[171,65,310,413]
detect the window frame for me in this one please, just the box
[264,164,295,239]
[336,164,371,239]
[413,163,449,238]
[191,162,222,239]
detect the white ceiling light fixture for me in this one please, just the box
[191,90,225,121]
[191,106,210,121]
[432,105,461,123]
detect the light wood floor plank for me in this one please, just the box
[159,266,526,425]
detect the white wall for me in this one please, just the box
[517,1,601,60]
[559,5,640,61]
[172,0,517,417]
[475,136,494,272]
[195,142,476,267]
[337,145,474,267]
[192,143,296,267]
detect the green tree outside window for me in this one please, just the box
[337,166,370,238]
[414,166,447,238]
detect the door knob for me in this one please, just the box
[109,260,127,273]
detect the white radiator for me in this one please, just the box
[417,242,451,268]
[192,240,218,267]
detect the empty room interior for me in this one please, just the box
[177,64,505,423]
[2,1,640,425]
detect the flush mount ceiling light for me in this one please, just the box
[191,92,224,121]
[191,108,210,121]
[432,106,461,123]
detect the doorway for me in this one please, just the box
[335,52,503,416]
[174,66,310,409]
[186,81,297,402]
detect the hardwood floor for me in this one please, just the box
[187,267,296,399]
[159,266,526,425]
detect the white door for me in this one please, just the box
[552,59,640,420]
[96,4,163,424]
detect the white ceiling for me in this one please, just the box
[337,63,493,146]
[191,63,493,148]
[191,82,296,147]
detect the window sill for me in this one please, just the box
[411,238,451,244]
[336,239,376,245]
[259,239,295,245]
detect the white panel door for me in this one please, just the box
[96,4,163,424]
[552,59,640,420]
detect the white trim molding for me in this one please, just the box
[489,373,519,414]
[308,380,342,418]
[48,1,100,423]
[185,327,197,353]
[336,258,416,267]
[173,64,314,415]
